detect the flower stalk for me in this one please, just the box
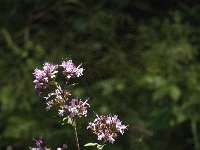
[73,119,80,150]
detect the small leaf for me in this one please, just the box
[62,117,73,125]
[97,144,105,150]
[152,86,168,101]
[63,117,68,121]
[170,85,181,101]
[67,117,73,125]
[84,143,98,147]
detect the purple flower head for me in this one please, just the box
[87,114,128,144]
[58,98,90,118]
[44,85,63,101]
[30,137,67,150]
[35,138,46,147]
[58,108,66,116]
[29,137,50,150]
[67,98,90,117]
[43,62,58,78]
[60,60,83,79]
[33,62,58,92]
[44,85,71,110]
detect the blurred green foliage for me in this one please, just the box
[0,0,200,149]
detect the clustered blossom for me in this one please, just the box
[30,137,67,150]
[29,137,50,150]
[87,114,128,144]
[33,59,89,119]
[58,98,90,117]
[33,59,83,92]
[33,62,58,91]
[43,85,89,118]
[60,60,83,79]
[44,85,71,110]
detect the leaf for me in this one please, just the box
[97,144,105,150]
[170,85,181,101]
[152,86,168,101]
[84,143,98,147]
[62,117,73,125]
[62,117,68,121]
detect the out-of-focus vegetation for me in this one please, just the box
[0,0,200,149]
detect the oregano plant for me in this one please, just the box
[30,58,128,150]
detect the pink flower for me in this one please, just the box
[57,98,89,117]
[60,60,83,79]
[33,62,58,91]
[67,98,90,117]
[87,114,128,144]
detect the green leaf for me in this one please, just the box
[170,85,181,101]
[62,117,68,121]
[152,86,168,101]
[97,144,105,150]
[84,143,98,147]
[62,117,73,125]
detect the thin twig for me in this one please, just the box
[73,119,80,150]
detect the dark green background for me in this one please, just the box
[0,0,200,149]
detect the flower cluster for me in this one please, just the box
[33,63,58,91]
[87,114,128,144]
[29,137,50,150]
[44,85,71,110]
[30,137,67,150]
[58,98,89,117]
[33,59,83,93]
[60,60,83,79]
[33,59,88,119]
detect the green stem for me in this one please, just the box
[73,119,80,150]
[191,119,200,150]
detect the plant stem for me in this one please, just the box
[73,119,80,150]
[191,119,200,150]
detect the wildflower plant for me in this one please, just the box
[30,58,128,150]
